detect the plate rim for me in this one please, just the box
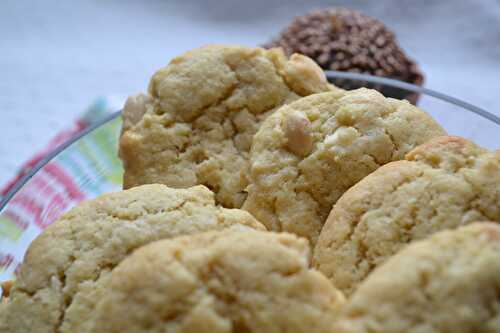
[1,71,499,211]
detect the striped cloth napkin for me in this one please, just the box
[0,97,124,281]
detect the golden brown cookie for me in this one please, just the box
[91,230,345,333]
[120,93,152,135]
[314,136,500,295]
[243,88,445,244]
[333,222,500,333]
[0,184,264,333]
[119,45,333,208]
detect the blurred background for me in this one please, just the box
[1,0,499,187]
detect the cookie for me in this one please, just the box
[119,45,334,208]
[243,88,445,244]
[120,93,152,135]
[0,184,264,333]
[333,222,500,333]
[314,136,500,295]
[91,230,345,333]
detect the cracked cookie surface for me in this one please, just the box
[119,45,333,208]
[0,184,264,333]
[91,230,345,333]
[314,136,500,296]
[333,223,500,333]
[243,88,445,244]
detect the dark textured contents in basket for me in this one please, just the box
[263,8,423,103]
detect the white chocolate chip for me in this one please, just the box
[284,54,328,95]
[284,112,313,157]
[290,54,327,82]
[325,126,359,148]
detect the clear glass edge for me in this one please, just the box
[1,71,499,211]
[0,111,122,211]
[325,70,500,125]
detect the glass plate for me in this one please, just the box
[1,72,499,281]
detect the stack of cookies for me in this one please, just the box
[1,45,499,333]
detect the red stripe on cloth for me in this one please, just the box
[1,121,86,197]
[44,163,85,201]
[2,163,86,230]
[10,195,43,226]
